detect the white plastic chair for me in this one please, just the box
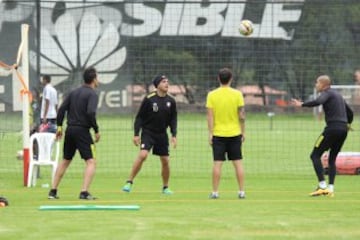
[27,132,60,187]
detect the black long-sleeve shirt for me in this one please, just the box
[134,91,177,137]
[57,85,99,133]
[302,88,353,126]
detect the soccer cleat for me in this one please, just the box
[238,192,246,199]
[209,193,219,199]
[122,182,132,192]
[309,187,330,197]
[162,187,173,195]
[48,189,59,199]
[327,191,335,198]
[79,191,97,200]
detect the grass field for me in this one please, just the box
[0,113,359,239]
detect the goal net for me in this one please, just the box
[314,85,360,121]
[0,1,359,183]
[332,85,360,107]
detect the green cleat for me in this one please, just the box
[162,187,173,195]
[122,182,132,192]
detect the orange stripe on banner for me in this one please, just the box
[0,61,13,69]
[0,61,32,102]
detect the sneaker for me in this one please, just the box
[122,182,132,192]
[162,187,173,195]
[209,193,219,199]
[79,191,97,200]
[328,191,335,198]
[309,187,330,197]
[238,192,246,199]
[48,189,59,199]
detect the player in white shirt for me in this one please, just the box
[40,75,58,133]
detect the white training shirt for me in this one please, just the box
[41,84,58,119]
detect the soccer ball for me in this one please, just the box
[16,150,23,160]
[239,20,254,36]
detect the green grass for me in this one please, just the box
[1,176,360,239]
[0,113,360,239]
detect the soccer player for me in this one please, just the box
[206,68,246,199]
[48,67,100,200]
[122,74,177,194]
[40,75,58,133]
[291,75,353,197]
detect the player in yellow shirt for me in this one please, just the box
[206,68,245,199]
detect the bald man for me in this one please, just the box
[292,75,353,197]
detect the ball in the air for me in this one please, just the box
[16,150,23,160]
[239,20,254,36]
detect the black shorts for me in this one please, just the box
[140,130,169,156]
[63,126,95,160]
[312,127,348,157]
[212,135,242,161]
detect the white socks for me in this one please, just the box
[319,181,334,192]
[319,181,327,189]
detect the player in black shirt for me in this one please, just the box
[292,75,353,197]
[122,74,177,194]
[48,67,100,200]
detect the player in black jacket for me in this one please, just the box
[48,67,100,200]
[292,75,353,197]
[122,74,177,194]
